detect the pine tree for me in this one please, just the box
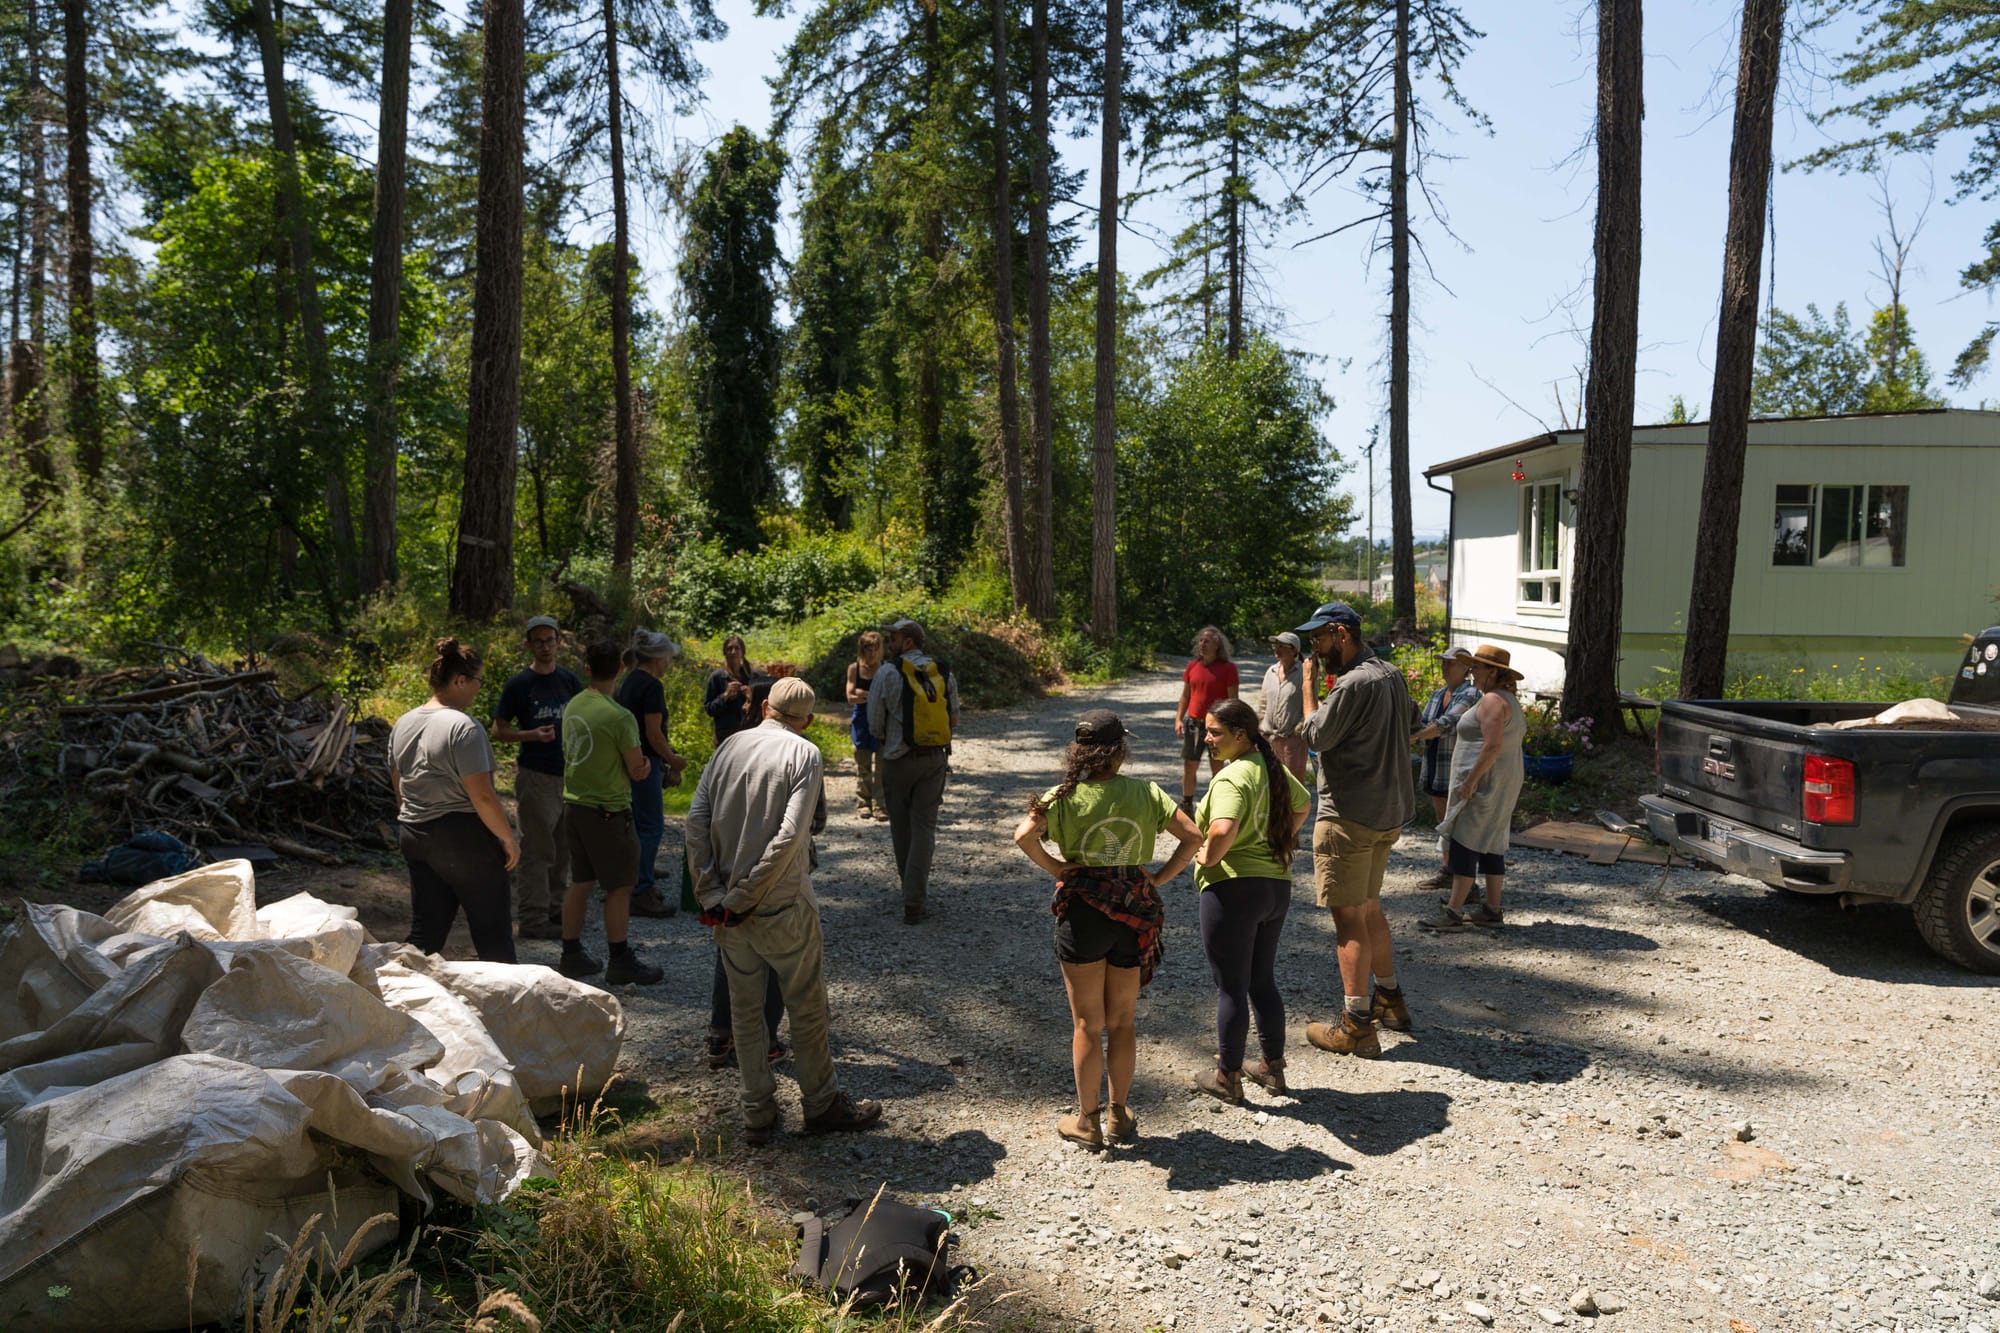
[361,0,411,592]
[788,126,876,530]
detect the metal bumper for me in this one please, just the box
[1639,794,1853,893]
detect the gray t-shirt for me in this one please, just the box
[388,705,496,823]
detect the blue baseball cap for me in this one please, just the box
[1294,602,1363,636]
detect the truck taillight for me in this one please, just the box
[1802,754,1855,825]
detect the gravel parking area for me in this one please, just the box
[523,661,2000,1333]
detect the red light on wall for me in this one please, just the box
[1510,456,1526,482]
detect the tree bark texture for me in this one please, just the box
[1387,0,1416,638]
[1680,0,1784,699]
[15,0,53,489]
[992,0,1028,612]
[605,0,638,580]
[1090,0,1122,643]
[1565,0,1643,736]
[62,0,99,481]
[1225,12,1243,360]
[249,0,357,590]
[1025,0,1055,621]
[451,0,526,619]
[362,0,412,592]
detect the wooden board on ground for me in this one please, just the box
[1513,819,1682,867]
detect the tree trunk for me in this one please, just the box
[1680,0,1785,699]
[249,0,357,592]
[1225,9,1243,360]
[1564,0,1643,738]
[992,0,1028,612]
[605,0,638,581]
[1387,0,1416,639]
[450,0,526,619]
[15,0,53,490]
[1025,0,1055,621]
[61,0,98,481]
[361,0,412,593]
[1090,0,1121,644]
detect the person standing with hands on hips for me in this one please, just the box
[491,616,580,939]
[1294,602,1419,1058]
[616,628,690,918]
[1175,626,1240,815]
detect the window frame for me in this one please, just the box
[1516,476,1567,612]
[1770,482,1911,572]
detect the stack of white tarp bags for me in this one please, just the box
[0,860,624,1331]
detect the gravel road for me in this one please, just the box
[523,661,2000,1333]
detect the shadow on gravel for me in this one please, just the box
[1486,920,1661,952]
[1380,1026,1592,1085]
[1139,1125,1351,1191]
[1674,889,1993,986]
[1265,1086,1452,1156]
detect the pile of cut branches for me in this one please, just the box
[0,648,392,864]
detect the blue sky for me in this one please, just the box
[520,2,2000,538]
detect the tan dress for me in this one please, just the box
[1441,691,1525,855]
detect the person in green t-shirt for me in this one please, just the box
[1190,698,1310,1105]
[1012,709,1200,1150]
[557,640,662,987]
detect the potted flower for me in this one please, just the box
[1521,711,1594,783]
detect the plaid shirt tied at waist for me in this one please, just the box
[1052,864,1165,986]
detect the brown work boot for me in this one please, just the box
[1371,984,1413,1032]
[1058,1107,1105,1149]
[1193,1065,1244,1104]
[1244,1057,1287,1095]
[803,1090,883,1134]
[1106,1103,1137,1143]
[1306,1011,1382,1059]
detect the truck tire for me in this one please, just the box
[1912,825,2000,975]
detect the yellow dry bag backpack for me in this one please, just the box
[896,656,953,749]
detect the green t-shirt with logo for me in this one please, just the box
[1194,755,1310,891]
[561,688,640,811]
[1040,775,1180,868]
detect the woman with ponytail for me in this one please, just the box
[1189,698,1309,1104]
[1013,710,1200,1149]
[388,637,520,963]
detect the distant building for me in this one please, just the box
[1424,409,1998,691]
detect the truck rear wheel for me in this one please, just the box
[1913,825,2000,975]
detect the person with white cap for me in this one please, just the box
[1423,645,1526,931]
[615,627,690,918]
[1259,631,1316,782]
[492,615,581,939]
[688,675,883,1144]
[1291,601,1419,1058]
[1411,646,1482,891]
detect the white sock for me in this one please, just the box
[1345,994,1369,1015]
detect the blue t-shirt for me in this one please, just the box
[495,666,582,775]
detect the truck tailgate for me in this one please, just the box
[1656,711,1808,839]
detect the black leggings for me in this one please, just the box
[1198,875,1290,1069]
[400,812,517,964]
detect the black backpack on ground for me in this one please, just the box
[790,1192,968,1308]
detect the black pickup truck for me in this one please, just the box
[1641,626,2000,973]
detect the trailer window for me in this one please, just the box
[1518,480,1564,608]
[1772,484,1907,568]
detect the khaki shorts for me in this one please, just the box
[1313,816,1400,908]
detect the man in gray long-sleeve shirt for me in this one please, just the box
[686,677,881,1144]
[1292,601,1419,1061]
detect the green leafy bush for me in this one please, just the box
[671,530,876,634]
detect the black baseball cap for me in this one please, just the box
[1074,709,1127,745]
[1294,601,1363,636]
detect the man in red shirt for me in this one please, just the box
[1174,625,1241,814]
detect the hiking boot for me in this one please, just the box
[1058,1107,1105,1149]
[1418,869,1454,894]
[1306,1012,1382,1059]
[903,903,928,926]
[1371,985,1413,1032]
[1193,1065,1244,1105]
[1244,1057,1288,1095]
[629,891,676,919]
[1418,904,1469,932]
[872,806,891,822]
[706,1028,735,1069]
[743,1117,778,1147]
[1106,1103,1137,1143]
[803,1090,883,1134]
[517,917,563,941]
[557,950,603,979]
[604,951,664,986]
[1468,903,1506,928]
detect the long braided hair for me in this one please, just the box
[1029,738,1128,814]
[1207,697,1292,859]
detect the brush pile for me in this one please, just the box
[0,648,391,863]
